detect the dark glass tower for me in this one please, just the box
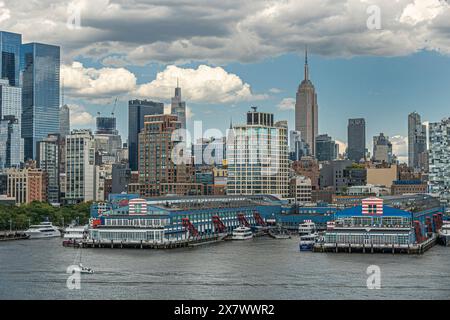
[128,99,164,171]
[347,118,366,163]
[21,42,60,160]
[0,31,21,87]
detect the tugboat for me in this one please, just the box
[438,221,450,246]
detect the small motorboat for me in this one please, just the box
[79,263,94,274]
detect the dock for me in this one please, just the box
[0,231,29,241]
[80,233,228,250]
[313,234,438,254]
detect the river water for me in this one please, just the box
[0,237,449,300]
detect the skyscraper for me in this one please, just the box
[21,42,60,160]
[59,104,70,138]
[347,118,366,163]
[128,99,164,171]
[429,118,450,200]
[227,108,289,198]
[0,78,23,167]
[372,133,393,163]
[0,31,21,87]
[295,48,318,156]
[408,112,427,171]
[315,134,338,162]
[65,130,96,204]
[171,82,187,130]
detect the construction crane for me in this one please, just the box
[111,97,118,117]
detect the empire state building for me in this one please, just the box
[295,48,318,156]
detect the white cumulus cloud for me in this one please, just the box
[136,65,266,104]
[61,62,137,102]
[68,104,95,126]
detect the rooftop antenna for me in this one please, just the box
[251,106,258,112]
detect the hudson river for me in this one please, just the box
[1,237,449,299]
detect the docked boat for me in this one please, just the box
[299,233,318,251]
[25,221,61,239]
[232,226,253,240]
[268,226,291,239]
[63,225,89,246]
[438,222,450,246]
[298,220,316,236]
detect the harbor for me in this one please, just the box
[1,236,450,300]
[75,193,448,255]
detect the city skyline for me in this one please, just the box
[2,1,450,164]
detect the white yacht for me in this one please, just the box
[232,226,253,240]
[438,221,450,246]
[25,221,61,239]
[298,220,316,236]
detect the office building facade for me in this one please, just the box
[65,130,96,204]
[408,112,427,171]
[347,118,366,163]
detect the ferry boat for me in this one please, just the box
[232,226,253,240]
[25,221,61,239]
[63,225,89,246]
[438,222,450,246]
[298,220,316,236]
[299,233,318,251]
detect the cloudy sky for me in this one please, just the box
[3,0,450,162]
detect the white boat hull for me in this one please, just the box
[25,230,61,239]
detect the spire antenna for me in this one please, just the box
[304,45,309,81]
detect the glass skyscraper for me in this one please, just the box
[0,78,23,168]
[21,42,60,160]
[0,31,21,87]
